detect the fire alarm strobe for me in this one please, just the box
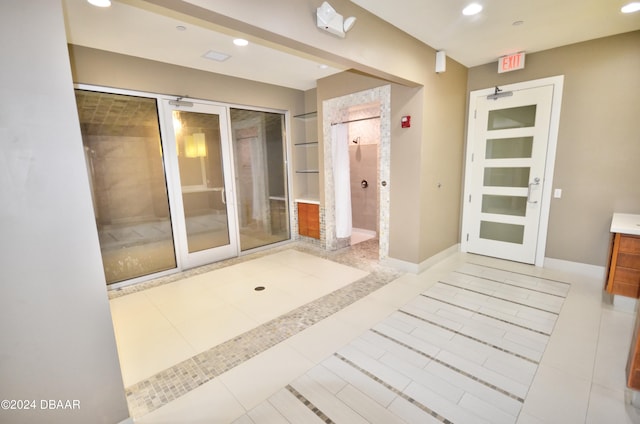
[401,115,411,128]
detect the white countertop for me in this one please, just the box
[295,198,320,205]
[611,213,640,236]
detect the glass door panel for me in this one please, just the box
[486,137,533,159]
[480,221,525,244]
[487,105,537,130]
[163,102,238,269]
[230,109,290,251]
[483,167,531,187]
[75,89,177,284]
[173,111,230,253]
[481,195,528,216]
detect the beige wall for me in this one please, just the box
[389,85,426,263]
[468,31,640,266]
[0,2,130,423]
[69,45,305,113]
[418,58,469,261]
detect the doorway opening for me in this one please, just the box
[322,85,391,259]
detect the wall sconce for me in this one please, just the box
[316,1,356,38]
[185,133,207,158]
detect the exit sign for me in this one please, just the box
[498,52,525,73]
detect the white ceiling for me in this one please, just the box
[352,0,640,67]
[62,0,345,91]
[63,0,640,90]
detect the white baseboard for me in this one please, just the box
[382,256,419,273]
[383,244,459,274]
[543,257,606,280]
[613,295,638,314]
[118,417,134,424]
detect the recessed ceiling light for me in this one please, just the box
[621,2,640,13]
[233,38,249,46]
[176,25,186,31]
[512,20,524,26]
[462,3,483,16]
[203,50,231,62]
[318,64,329,69]
[87,0,111,7]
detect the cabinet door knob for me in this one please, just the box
[381,181,387,187]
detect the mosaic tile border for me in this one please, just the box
[123,239,402,419]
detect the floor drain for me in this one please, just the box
[254,286,265,291]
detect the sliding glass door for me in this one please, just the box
[76,88,290,286]
[230,109,290,251]
[75,90,177,284]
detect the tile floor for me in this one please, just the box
[109,241,640,423]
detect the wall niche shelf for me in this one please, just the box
[293,111,319,202]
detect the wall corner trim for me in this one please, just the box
[383,244,460,274]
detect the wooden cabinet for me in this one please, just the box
[606,233,640,298]
[298,202,319,239]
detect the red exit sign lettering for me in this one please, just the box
[498,52,525,73]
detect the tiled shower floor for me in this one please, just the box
[108,241,640,423]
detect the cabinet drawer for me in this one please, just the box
[618,253,640,270]
[612,280,640,298]
[620,235,640,254]
[614,266,640,285]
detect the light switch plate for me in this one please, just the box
[554,188,562,198]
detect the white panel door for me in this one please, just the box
[462,82,558,264]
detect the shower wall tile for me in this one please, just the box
[349,144,378,232]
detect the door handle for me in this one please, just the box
[527,177,540,203]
